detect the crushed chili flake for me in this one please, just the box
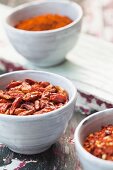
[0,79,68,116]
[83,125,113,161]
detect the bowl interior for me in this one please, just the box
[6,0,82,27]
[78,109,113,145]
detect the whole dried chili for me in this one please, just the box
[0,79,68,116]
[84,125,113,161]
[15,14,73,31]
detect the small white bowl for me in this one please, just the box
[0,70,77,154]
[4,0,82,67]
[74,108,113,170]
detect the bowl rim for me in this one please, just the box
[0,70,77,120]
[4,0,83,34]
[74,108,113,166]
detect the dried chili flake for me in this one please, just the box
[21,104,35,111]
[21,82,31,93]
[25,79,36,85]
[34,100,40,110]
[50,93,67,103]
[14,108,26,115]
[19,110,34,116]
[10,97,22,115]
[23,93,39,101]
[0,103,11,113]
[0,99,8,103]
[7,90,24,98]
[84,125,113,161]
[6,80,22,90]
[39,81,50,88]
[45,85,57,93]
[39,99,49,109]
[0,90,11,100]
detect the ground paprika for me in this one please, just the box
[15,14,73,31]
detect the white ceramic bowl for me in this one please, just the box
[4,0,82,67]
[0,70,77,154]
[74,108,113,170]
